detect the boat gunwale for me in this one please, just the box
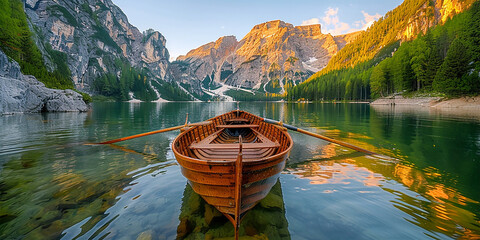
[172,110,293,166]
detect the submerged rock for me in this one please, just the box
[259,191,284,210]
[0,50,88,114]
[136,230,153,240]
[204,204,223,225]
[176,181,291,239]
[177,218,193,239]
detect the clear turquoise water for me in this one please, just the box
[0,102,479,239]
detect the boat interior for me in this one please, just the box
[189,117,281,161]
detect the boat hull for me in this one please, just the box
[172,110,292,216]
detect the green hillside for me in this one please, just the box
[288,0,480,101]
[0,0,73,89]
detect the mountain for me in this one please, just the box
[288,0,480,101]
[177,20,361,96]
[316,0,476,74]
[24,0,169,90]
[19,0,198,101]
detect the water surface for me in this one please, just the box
[0,102,479,239]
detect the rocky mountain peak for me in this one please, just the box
[177,19,359,95]
[294,24,322,36]
[254,20,293,30]
[214,36,238,49]
[178,36,238,62]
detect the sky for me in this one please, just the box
[112,0,403,61]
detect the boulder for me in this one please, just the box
[0,50,88,114]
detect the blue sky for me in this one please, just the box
[112,0,403,60]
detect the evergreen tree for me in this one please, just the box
[433,37,471,94]
[464,1,480,64]
[370,62,387,97]
[410,36,430,91]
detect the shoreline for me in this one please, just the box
[370,96,480,120]
[370,96,480,109]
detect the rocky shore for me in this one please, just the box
[371,95,480,119]
[370,96,442,106]
[0,50,88,115]
[371,95,480,109]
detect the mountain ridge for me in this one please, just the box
[176,20,361,97]
[23,0,181,101]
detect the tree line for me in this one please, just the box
[92,61,192,101]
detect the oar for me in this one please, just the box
[89,120,211,145]
[263,118,378,155]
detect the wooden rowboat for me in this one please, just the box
[172,110,293,238]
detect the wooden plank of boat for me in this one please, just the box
[225,118,250,123]
[172,110,293,240]
[190,142,279,150]
[216,124,260,128]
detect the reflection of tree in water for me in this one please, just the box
[177,180,290,239]
[287,144,480,239]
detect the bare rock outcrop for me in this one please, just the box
[400,0,475,40]
[0,50,88,114]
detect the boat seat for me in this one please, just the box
[190,129,279,150]
[190,141,279,150]
[225,118,250,123]
[216,124,259,129]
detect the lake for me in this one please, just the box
[1,102,479,239]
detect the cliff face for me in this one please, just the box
[177,36,238,88]
[400,0,475,40]
[24,0,170,92]
[178,20,360,94]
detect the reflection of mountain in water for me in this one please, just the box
[177,180,290,239]
[285,144,480,238]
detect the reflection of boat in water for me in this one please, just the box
[176,180,290,239]
[172,110,293,238]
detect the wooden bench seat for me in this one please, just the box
[216,124,259,129]
[190,142,279,150]
[225,118,250,123]
[189,124,280,160]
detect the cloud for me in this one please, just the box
[301,18,320,26]
[320,7,354,35]
[329,22,351,35]
[322,8,339,25]
[305,8,384,35]
[361,11,382,30]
